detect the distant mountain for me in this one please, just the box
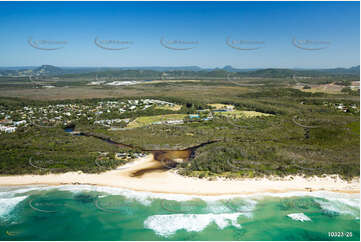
[317,65,360,75]
[58,66,204,73]
[121,66,203,72]
[0,65,359,78]
[220,65,259,73]
[241,68,298,78]
[240,66,360,78]
[350,65,360,72]
[0,65,65,77]
[33,65,65,76]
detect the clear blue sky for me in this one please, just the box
[0,1,359,68]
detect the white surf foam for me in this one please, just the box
[315,198,360,219]
[0,196,28,217]
[287,213,311,222]
[53,185,259,207]
[1,185,256,208]
[1,185,358,213]
[0,186,55,197]
[2,184,357,200]
[144,213,243,237]
[53,185,358,222]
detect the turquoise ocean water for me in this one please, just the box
[0,185,359,241]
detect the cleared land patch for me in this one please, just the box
[155,104,182,111]
[208,103,235,110]
[293,83,343,94]
[214,110,273,118]
[127,114,187,129]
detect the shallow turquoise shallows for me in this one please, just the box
[0,185,359,241]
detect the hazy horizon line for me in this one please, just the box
[0,65,359,70]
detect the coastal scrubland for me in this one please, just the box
[0,71,359,180]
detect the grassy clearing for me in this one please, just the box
[208,103,235,110]
[214,110,273,118]
[292,83,343,94]
[155,104,182,111]
[127,114,187,129]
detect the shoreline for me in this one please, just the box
[0,154,359,196]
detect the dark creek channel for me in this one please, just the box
[64,126,219,176]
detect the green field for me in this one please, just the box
[127,114,188,128]
[213,110,273,118]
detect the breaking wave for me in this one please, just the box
[0,185,358,217]
[0,196,28,218]
[315,198,360,219]
[144,213,243,237]
[287,213,311,222]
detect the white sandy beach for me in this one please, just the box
[0,154,359,195]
